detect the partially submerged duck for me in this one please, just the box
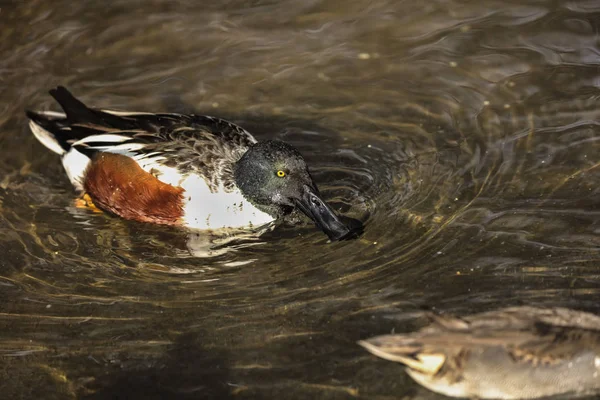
[26,87,362,241]
[359,306,600,399]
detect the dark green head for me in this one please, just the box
[234,140,360,241]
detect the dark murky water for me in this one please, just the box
[1,1,599,398]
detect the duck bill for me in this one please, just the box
[294,185,354,241]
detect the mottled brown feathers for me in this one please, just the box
[84,152,185,225]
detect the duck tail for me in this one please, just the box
[25,109,70,155]
[358,335,446,375]
[48,86,105,126]
[26,86,108,155]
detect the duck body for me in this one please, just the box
[359,306,600,399]
[27,87,360,240]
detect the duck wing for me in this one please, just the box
[26,86,257,191]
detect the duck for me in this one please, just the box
[26,86,361,241]
[359,306,600,399]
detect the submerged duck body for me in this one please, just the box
[359,306,600,399]
[27,87,359,240]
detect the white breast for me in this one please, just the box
[57,144,272,230]
[178,174,275,229]
[137,162,274,230]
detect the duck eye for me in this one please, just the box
[276,170,286,178]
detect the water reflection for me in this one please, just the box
[1,0,599,398]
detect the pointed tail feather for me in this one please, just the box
[25,110,69,155]
[26,86,133,155]
[48,86,105,126]
[48,86,138,129]
[358,337,446,375]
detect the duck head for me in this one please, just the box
[234,140,361,241]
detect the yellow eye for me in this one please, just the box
[277,170,286,177]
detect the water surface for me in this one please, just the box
[1,0,599,398]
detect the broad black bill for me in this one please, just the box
[295,185,363,241]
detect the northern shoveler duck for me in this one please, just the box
[359,306,600,399]
[26,86,361,241]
